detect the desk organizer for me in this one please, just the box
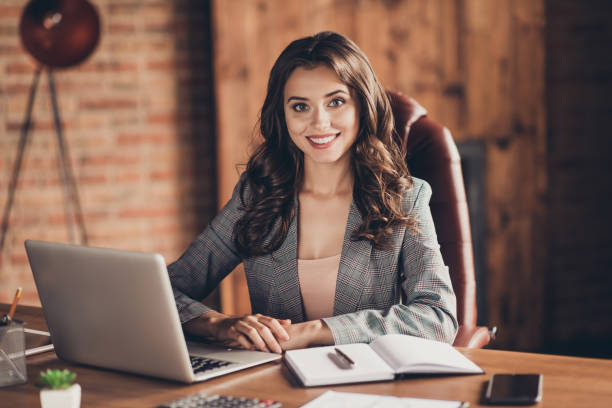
[0,319,28,387]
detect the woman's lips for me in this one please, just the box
[306,133,339,149]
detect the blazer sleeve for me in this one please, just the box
[167,179,244,324]
[322,181,458,344]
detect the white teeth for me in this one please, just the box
[308,135,336,144]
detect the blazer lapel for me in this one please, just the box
[334,200,372,316]
[270,196,305,322]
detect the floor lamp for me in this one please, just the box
[0,0,100,255]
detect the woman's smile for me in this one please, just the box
[306,133,340,148]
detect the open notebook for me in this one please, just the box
[285,334,483,387]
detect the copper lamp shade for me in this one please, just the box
[19,0,100,68]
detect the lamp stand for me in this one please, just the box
[0,66,88,255]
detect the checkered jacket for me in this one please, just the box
[168,176,458,345]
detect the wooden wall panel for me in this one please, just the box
[544,0,612,357]
[211,0,546,351]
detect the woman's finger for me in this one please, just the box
[235,320,270,352]
[249,320,283,353]
[231,333,254,351]
[259,316,290,341]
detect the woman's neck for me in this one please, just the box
[301,156,353,196]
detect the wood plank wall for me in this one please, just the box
[545,0,612,357]
[211,0,546,351]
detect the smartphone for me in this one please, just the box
[485,374,543,405]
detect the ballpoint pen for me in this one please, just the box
[334,347,355,366]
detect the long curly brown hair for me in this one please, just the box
[234,31,414,257]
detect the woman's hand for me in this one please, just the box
[280,320,334,350]
[184,311,291,354]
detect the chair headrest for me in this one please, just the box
[386,90,428,150]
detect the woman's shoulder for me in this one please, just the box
[401,177,432,211]
[229,171,250,200]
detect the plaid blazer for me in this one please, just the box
[168,176,458,345]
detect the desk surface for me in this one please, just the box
[1,304,611,408]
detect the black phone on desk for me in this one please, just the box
[485,374,543,405]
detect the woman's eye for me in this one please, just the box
[329,98,346,107]
[292,103,308,112]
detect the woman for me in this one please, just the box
[168,31,457,354]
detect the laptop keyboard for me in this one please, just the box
[190,355,233,374]
[158,392,282,408]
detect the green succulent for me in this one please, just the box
[38,369,77,389]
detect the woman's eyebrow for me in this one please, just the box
[325,89,349,97]
[286,89,349,104]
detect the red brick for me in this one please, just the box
[107,3,142,16]
[150,169,177,181]
[3,83,32,94]
[79,154,142,167]
[0,44,22,56]
[119,206,179,219]
[77,174,108,184]
[108,23,136,34]
[47,211,107,225]
[77,61,139,73]
[147,112,190,125]
[144,22,189,35]
[0,25,18,37]
[9,214,43,226]
[0,6,23,18]
[6,120,72,132]
[54,81,106,92]
[147,59,192,72]
[6,62,37,74]
[48,214,68,225]
[151,223,182,235]
[79,98,139,110]
[116,132,177,145]
[114,172,142,183]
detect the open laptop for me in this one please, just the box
[25,240,281,383]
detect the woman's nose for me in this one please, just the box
[311,106,331,129]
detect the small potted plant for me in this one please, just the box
[38,369,81,408]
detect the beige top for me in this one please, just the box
[297,254,341,321]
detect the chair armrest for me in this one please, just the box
[453,325,495,348]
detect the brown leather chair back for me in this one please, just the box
[387,91,490,347]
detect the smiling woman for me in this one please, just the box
[167,31,458,353]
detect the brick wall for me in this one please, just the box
[0,1,217,306]
[545,0,612,357]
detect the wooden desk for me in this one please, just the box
[1,305,611,408]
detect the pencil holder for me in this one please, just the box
[0,318,28,387]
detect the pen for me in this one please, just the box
[334,347,355,366]
[7,287,23,320]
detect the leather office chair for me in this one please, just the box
[387,90,494,348]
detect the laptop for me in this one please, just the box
[25,239,281,383]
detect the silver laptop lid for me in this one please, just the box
[25,240,194,382]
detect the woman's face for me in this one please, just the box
[283,65,360,166]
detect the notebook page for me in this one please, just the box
[285,343,394,386]
[370,334,482,374]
